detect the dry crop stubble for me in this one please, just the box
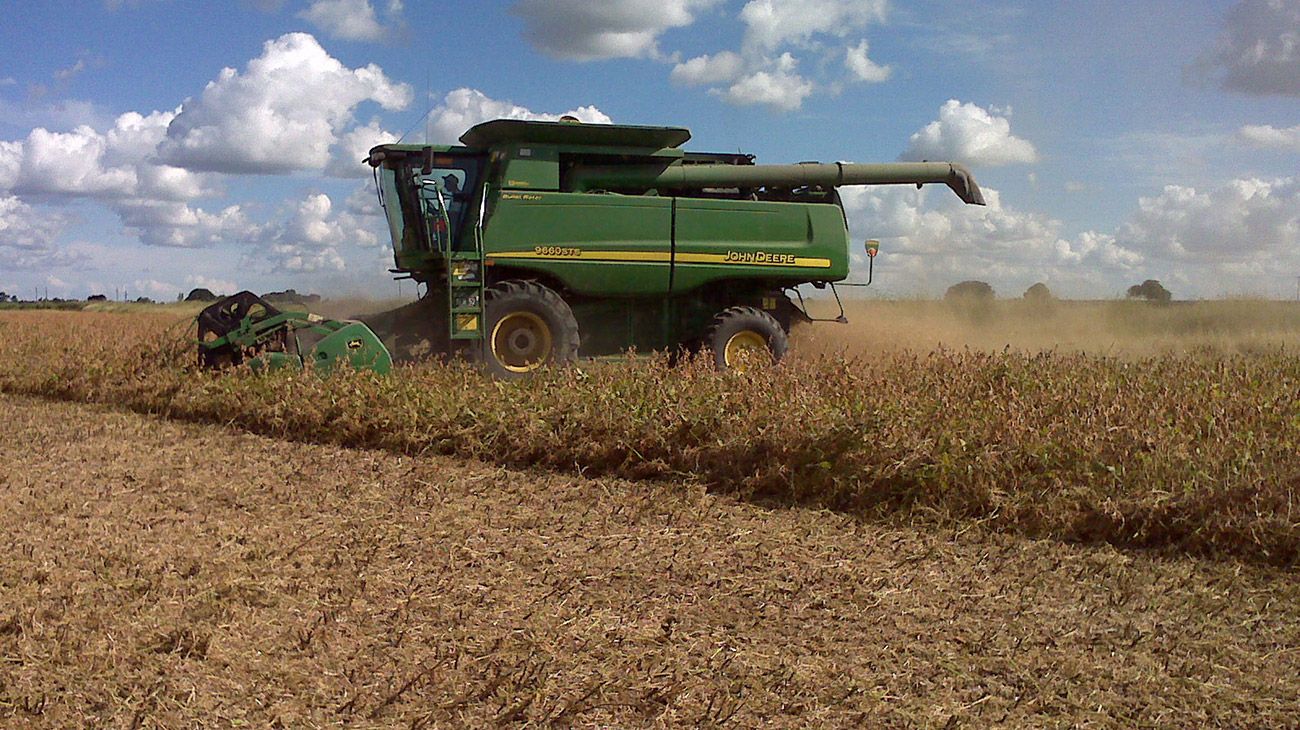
[1,395,1297,727]
[0,307,1297,566]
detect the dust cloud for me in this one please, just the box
[792,299,1300,358]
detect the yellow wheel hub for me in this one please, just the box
[491,311,553,373]
[723,330,771,371]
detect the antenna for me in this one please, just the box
[396,104,436,145]
[396,68,436,145]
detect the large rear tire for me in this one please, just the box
[704,306,787,371]
[482,280,580,378]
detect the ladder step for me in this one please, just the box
[445,233,485,346]
[451,312,483,338]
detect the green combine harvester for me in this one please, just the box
[200,118,984,376]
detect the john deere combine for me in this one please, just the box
[365,119,984,375]
[201,118,984,376]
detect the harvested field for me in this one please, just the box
[1,309,1297,566]
[2,394,1298,727]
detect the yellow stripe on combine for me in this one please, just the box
[486,250,831,268]
[675,252,832,268]
[487,250,669,263]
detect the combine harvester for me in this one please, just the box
[200,119,984,376]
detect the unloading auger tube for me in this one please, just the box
[568,161,986,206]
[196,291,392,375]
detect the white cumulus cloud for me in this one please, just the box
[0,195,77,270]
[670,1,892,112]
[842,175,1300,297]
[115,199,257,248]
[844,40,891,83]
[11,126,135,196]
[713,53,813,112]
[0,109,211,201]
[739,0,888,51]
[1237,123,1300,152]
[425,88,612,145]
[671,51,745,86]
[0,35,412,254]
[901,100,1038,166]
[158,33,412,174]
[837,183,1141,297]
[0,195,69,251]
[512,0,720,61]
[248,192,383,273]
[327,119,397,178]
[299,0,403,43]
[130,278,182,300]
[185,274,239,295]
[1116,177,1300,262]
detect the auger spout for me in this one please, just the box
[569,160,986,205]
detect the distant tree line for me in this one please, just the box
[940,279,1173,302]
[941,281,1056,302]
[182,287,320,304]
[1023,282,1054,302]
[944,280,996,303]
[263,288,322,305]
[1126,279,1172,302]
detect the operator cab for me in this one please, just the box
[368,145,486,271]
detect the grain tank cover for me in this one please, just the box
[459,119,692,150]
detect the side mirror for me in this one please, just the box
[864,239,880,258]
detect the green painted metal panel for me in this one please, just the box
[501,146,559,190]
[483,192,673,296]
[309,321,393,374]
[671,199,849,293]
[460,119,691,149]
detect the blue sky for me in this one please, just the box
[1,0,1297,301]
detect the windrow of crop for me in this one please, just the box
[2,311,1297,566]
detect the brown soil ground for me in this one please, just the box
[1,394,1297,728]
